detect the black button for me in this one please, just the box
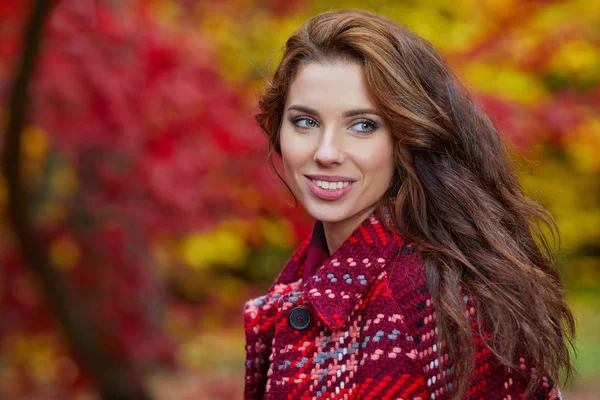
[288,306,312,330]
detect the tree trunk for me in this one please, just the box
[2,2,154,399]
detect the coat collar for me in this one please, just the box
[271,210,404,331]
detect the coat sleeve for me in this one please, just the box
[386,247,563,400]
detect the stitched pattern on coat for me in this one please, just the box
[243,211,560,400]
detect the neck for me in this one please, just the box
[322,205,378,254]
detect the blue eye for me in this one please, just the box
[291,117,318,129]
[352,119,377,133]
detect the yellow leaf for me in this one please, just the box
[567,118,600,172]
[49,236,81,271]
[179,220,249,269]
[258,217,294,249]
[21,126,48,160]
[550,39,600,78]
[463,61,548,104]
[179,233,213,269]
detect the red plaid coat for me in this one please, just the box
[243,211,562,399]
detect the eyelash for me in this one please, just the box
[288,116,379,134]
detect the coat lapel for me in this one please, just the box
[272,210,404,331]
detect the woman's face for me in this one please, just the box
[280,61,394,227]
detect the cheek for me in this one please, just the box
[279,129,304,179]
[357,141,394,179]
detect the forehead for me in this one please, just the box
[285,61,377,111]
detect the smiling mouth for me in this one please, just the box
[310,179,351,190]
[304,176,355,201]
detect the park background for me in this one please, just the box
[0,0,598,399]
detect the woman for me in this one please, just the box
[244,8,574,400]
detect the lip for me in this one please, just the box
[304,174,355,182]
[304,175,355,201]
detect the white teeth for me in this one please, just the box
[312,179,351,190]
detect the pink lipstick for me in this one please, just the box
[304,175,355,201]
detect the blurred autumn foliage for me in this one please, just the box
[0,0,598,399]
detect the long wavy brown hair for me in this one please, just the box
[255,8,575,398]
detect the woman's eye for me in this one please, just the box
[351,120,377,133]
[292,117,318,129]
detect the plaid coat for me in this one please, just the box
[243,211,562,399]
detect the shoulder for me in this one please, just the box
[384,244,430,322]
[382,244,438,358]
[383,245,563,400]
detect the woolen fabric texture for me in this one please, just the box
[243,210,562,399]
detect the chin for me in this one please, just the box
[303,201,355,223]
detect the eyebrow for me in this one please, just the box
[287,105,381,118]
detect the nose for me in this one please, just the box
[313,128,343,166]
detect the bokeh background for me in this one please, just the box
[0,0,598,399]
